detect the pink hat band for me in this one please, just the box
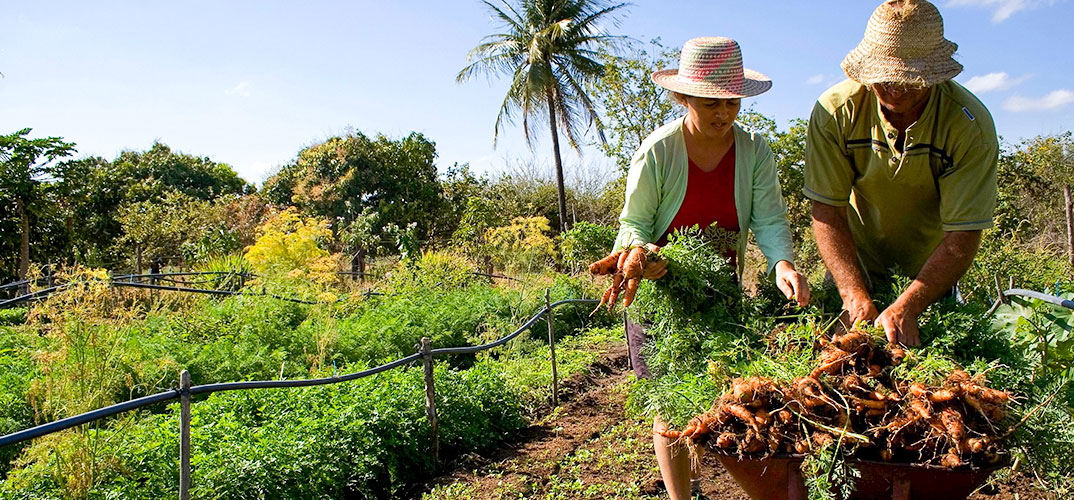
[652,37,771,99]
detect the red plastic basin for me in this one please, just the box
[714,454,1005,500]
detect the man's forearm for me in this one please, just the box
[811,202,870,300]
[892,230,982,316]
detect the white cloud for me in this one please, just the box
[227,82,251,98]
[946,0,1057,23]
[805,74,825,85]
[962,72,1032,93]
[1002,89,1074,112]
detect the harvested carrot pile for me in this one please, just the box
[662,329,1010,469]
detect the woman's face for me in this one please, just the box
[683,96,741,139]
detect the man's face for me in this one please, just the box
[872,82,931,116]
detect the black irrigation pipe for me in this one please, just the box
[431,298,598,355]
[0,285,65,308]
[0,297,595,449]
[117,272,256,280]
[0,279,31,291]
[111,282,323,305]
[190,354,422,396]
[0,390,181,448]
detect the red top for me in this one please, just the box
[658,143,740,264]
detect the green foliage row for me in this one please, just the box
[0,363,527,499]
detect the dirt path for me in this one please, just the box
[412,344,1055,500]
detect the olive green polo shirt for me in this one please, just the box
[804,79,998,283]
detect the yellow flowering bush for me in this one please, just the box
[244,209,333,277]
[484,216,556,273]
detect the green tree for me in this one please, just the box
[263,131,445,256]
[0,129,75,282]
[589,39,680,172]
[458,0,628,233]
[1008,133,1074,265]
[50,144,252,269]
[116,191,215,271]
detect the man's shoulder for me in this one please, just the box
[815,79,870,114]
[933,81,997,141]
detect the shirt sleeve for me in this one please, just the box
[803,101,854,207]
[748,137,796,274]
[938,128,998,231]
[614,144,660,249]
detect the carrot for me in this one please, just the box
[622,278,640,308]
[961,383,1009,405]
[720,403,758,431]
[941,451,962,468]
[716,432,737,449]
[605,273,624,312]
[621,246,647,280]
[908,399,930,420]
[832,330,872,353]
[590,285,615,316]
[810,354,849,378]
[588,251,621,275]
[940,407,965,446]
[928,388,959,404]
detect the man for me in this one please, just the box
[804,0,998,346]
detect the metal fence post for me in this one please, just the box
[420,337,439,464]
[179,370,191,500]
[545,290,559,408]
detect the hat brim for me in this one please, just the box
[651,68,772,99]
[841,39,962,87]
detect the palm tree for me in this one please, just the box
[458,0,628,232]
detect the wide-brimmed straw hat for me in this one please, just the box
[651,37,771,99]
[841,0,962,86]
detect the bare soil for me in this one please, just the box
[411,344,1055,500]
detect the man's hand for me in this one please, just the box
[774,260,810,307]
[875,304,922,346]
[641,243,667,280]
[841,291,879,330]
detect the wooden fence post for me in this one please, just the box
[420,337,439,464]
[179,370,191,500]
[545,290,559,408]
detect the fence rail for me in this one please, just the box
[0,270,516,308]
[0,294,598,498]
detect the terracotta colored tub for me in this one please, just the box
[715,454,1005,500]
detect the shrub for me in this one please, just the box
[485,216,556,274]
[560,221,617,272]
[244,209,333,278]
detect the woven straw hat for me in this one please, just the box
[842,0,962,86]
[652,37,771,99]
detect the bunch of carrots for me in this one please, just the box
[661,330,1011,468]
[588,245,654,312]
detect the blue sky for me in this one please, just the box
[2,1,1072,186]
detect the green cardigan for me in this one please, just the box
[614,118,795,277]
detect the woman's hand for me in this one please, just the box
[642,243,667,280]
[774,260,810,307]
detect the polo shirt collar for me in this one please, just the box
[873,86,939,153]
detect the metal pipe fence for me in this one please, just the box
[0,270,514,308]
[0,294,598,499]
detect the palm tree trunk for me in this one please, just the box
[1065,184,1073,267]
[16,198,29,283]
[546,90,568,233]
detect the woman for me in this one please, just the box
[616,37,809,499]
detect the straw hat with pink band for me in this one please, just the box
[651,37,772,99]
[841,0,963,87]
